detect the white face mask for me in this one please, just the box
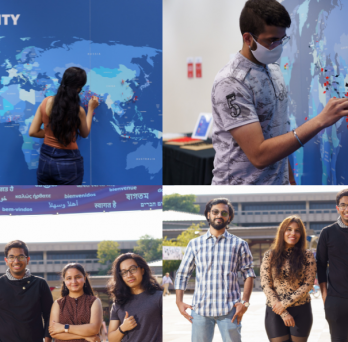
[249,38,283,65]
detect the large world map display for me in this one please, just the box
[282,0,348,184]
[0,0,162,185]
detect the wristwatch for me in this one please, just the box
[64,324,69,333]
[119,325,127,335]
[240,300,250,307]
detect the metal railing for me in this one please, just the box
[240,209,337,216]
[0,258,100,266]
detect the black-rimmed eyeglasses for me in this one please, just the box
[7,255,27,262]
[119,266,139,278]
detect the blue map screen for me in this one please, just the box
[0,0,162,185]
[282,0,348,184]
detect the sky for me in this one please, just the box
[0,209,162,243]
[163,185,346,196]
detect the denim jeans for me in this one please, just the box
[37,143,84,185]
[191,308,242,342]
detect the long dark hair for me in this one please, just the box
[49,67,87,146]
[269,216,307,282]
[60,263,94,297]
[107,253,162,307]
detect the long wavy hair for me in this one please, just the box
[269,216,307,282]
[49,67,87,146]
[107,253,162,307]
[60,263,94,297]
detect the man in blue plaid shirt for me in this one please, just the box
[175,198,256,342]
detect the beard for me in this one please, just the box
[209,217,229,230]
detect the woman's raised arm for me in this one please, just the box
[79,96,99,138]
[109,311,138,342]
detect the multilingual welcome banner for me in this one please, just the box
[0,185,162,215]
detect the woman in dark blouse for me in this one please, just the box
[107,253,163,342]
[49,263,103,341]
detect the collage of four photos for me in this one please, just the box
[1,0,348,342]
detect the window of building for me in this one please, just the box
[310,202,335,209]
[242,202,306,211]
[30,253,44,260]
[250,242,272,276]
[242,223,278,227]
[47,251,97,260]
[47,273,61,281]
[310,222,333,231]
[231,203,239,210]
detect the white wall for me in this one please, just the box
[163,0,248,134]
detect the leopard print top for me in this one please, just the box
[260,248,316,318]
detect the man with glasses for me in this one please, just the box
[175,198,255,342]
[317,189,348,341]
[0,240,53,342]
[211,0,348,185]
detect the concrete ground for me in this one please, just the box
[164,291,330,342]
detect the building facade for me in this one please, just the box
[194,191,339,232]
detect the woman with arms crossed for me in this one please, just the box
[108,253,163,342]
[261,216,316,342]
[29,67,99,185]
[49,263,103,341]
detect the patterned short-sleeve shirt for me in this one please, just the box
[211,52,290,185]
[56,294,97,342]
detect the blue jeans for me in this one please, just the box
[191,308,242,342]
[37,143,84,185]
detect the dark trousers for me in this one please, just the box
[37,143,84,185]
[325,296,348,342]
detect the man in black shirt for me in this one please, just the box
[0,240,53,342]
[317,189,348,342]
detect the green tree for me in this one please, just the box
[163,223,203,274]
[163,260,181,275]
[163,223,203,247]
[134,235,162,262]
[163,194,200,213]
[97,240,120,275]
